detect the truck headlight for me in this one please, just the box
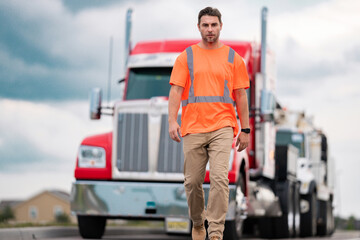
[78,145,106,168]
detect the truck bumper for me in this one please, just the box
[71,180,238,220]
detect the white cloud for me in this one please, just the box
[0,99,112,168]
[0,98,113,199]
[271,0,360,56]
[0,171,74,200]
[0,0,123,69]
[0,49,49,80]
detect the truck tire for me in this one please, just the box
[258,180,296,239]
[293,182,301,237]
[317,199,334,236]
[223,174,245,240]
[317,200,328,236]
[273,180,295,238]
[77,215,106,239]
[300,190,317,237]
[328,198,335,235]
[258,217,275,239]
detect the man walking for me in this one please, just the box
[168,7,250,240]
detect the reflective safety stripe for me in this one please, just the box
[185,47,195,97]
[182,46,235,107]
[228,48,235,64]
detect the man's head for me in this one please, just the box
[198,7,222,25]
[197,7,222,44]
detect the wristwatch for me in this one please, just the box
[241,128,251,134]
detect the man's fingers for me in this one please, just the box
[177,127,182,138]
[169,130,181,142]
[173,133,181,142]
[237,143,248,152]
[236,137,240,146]
[168,121,181,142]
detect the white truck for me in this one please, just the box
[275,111,335,237]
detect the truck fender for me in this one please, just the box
[300,180,316,196]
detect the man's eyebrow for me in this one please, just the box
[202,22,218,25]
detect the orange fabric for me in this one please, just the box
[170,44,249,137]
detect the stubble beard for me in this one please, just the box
[201,33,219,44]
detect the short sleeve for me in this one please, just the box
[233,54,250,89]
[169,51,189,88]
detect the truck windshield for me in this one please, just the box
[276,131,305,157]
[125,67,172,100]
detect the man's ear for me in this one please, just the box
[197,23,200,31]
[220,23,223,30]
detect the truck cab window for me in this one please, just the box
[276,131,305,157]
[126,67,172,100]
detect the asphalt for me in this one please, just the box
[0,226,173,240]
[0,226,79,240]
[1,227,359,240]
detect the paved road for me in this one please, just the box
[1,226,359,240]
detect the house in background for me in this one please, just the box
[13,190,75,223]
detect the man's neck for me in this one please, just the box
[198,40,223,50]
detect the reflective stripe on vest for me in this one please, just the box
[182,46,235,107]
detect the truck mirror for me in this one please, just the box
[90,88,102,120]
[260,89,275,115]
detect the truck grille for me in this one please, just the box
[116,113,149,172]
[157,114,184,173]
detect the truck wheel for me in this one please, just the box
[317,200,328,236]
[258,217,275,239]
[293,182,301,237]
[317,199,334,236]
[328,198,335,235]
[223,174,245,240]
[300,190,317,237]
[77,215,106,239]
[258,180,295,239]
[273,180,294,238]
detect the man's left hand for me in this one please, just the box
[236,132,249,152]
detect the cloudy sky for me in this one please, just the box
[0,0,359,218]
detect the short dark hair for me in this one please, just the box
[198,7,222,25]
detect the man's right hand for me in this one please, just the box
[169,120,181,142]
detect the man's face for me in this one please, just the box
[198,15,222,43]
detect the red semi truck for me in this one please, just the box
[71,8,302,239]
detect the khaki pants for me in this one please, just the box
[183,127,233,239]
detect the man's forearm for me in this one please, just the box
[168,85,184,122]
[234,89,250,129]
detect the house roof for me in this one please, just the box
[0,200,23,210]
[48,190,70,203]
[12,189,70,210]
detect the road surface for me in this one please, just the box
[0,226,359,240]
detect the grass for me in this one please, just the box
[0,220,164,229]
[0,222,76,229]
